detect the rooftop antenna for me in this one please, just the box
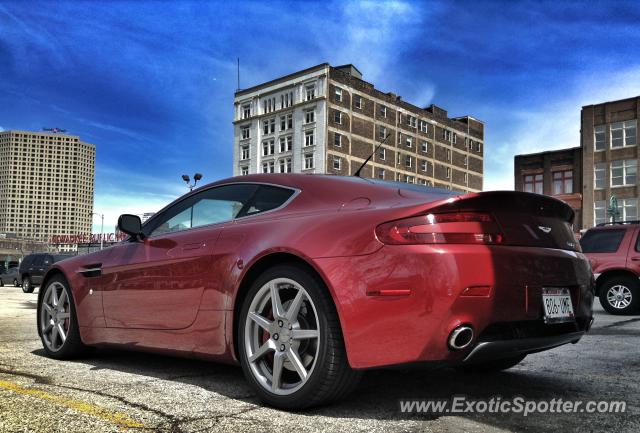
[237,57,240,91]
[352,132,392,177]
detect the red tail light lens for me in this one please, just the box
[375,212,504,245]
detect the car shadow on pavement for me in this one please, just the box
[30,347,600,432]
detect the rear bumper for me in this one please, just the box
[463,331,584,364]
[315,244,594,369]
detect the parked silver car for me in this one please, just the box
[0,267,21,287]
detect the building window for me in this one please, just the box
[334,133,342,147]
[475,142,481,152]
[405,155,412,168]
[304,130,315,147]
[442,129,451,142]
[240,145,250,160]
[406,175,415,184]
[611,120,636,148]
[407,115,417,128]
[279,157,292,173]
[333,156,341,170]
[379,105,387,117]
[452,133,457,144]
[305,84,315,101]
[420,160,427,172]
[304,153,314,169]
[464,172,468,184]
[524,173,543,194]
[334,87,342,102]
[280,113,293,131]
[594,125,605,151]
[354,95,362,109]
[421,140,428,152]
[405,136,412,148]
[594,163,606,189]
[305,109,315,124]
[446,149,451,162]
[279,136,292,152]
[553,170,573,194]
[379,125,387,140]
[262,160,275,173]
[334,111,342,124]
[377,168,385,179]
[446,167,451,179]
[378,147,386,160]
[620,198,638,222]
[241,166,249,176]
[263,118,275,135]
[594,200,606,225]
[242,104,251,119]
[262,140,275,156]
[611,159,637,186]
[241,126,250,140]
[420,120,427,133]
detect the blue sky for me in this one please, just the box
[2,0,640,232]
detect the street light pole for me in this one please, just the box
[182,173,203,191]
[93,213,104,250]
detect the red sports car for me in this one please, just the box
[37,174,594,409]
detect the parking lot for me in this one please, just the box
[0,285,638,433]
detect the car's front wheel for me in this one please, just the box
[599,276,640,315]
[238,264,360,409]
[22,276,34,293]
[37,275,86,359]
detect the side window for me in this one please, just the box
[147,184,258,237]
[241,185,295,217]
[580,229,626,253]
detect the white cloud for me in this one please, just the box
[0,126,4,132]
[91,193,171,233]
[484,67,640,191]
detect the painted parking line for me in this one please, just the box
[0,379,145,429]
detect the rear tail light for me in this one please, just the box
[375,212,504,245]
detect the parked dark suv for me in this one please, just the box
[581,221,640,315]
[19,253,73,293]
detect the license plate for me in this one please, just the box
[542,287,575,323]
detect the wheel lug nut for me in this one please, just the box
[280,344,285,351]
[273,333,279,340]
[278,320,283,327]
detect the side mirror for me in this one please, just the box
[117,214,144,240]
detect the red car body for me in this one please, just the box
[41,174,594,369]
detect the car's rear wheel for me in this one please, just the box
[599,276,640,315]
[238,263,360,409]
[22,276,34,293]
[37,275,86,359]
[458,354,526,373]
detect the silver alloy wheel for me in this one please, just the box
[606,285,633,310]
[244,277,320,396]
[40,281,71,352]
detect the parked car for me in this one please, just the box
[36,174,594,409]
[19,253,73,293]
[0,267,20,287]
[580,221,640,314]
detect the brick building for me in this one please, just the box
[582,96,639,226]
[233,64,484,192]
[514,147,583,230]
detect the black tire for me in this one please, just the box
[0,279,3,287]
[457,354,527,373]
[238,263,361,409]
[599,276,640,315]
[22,276,34,293]
[37,275,87,359]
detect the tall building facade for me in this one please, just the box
[582,97,639,226]
[233,64,484,192]
[514,147,583,230]
[0,130,96,250]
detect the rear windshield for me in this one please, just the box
[580,229,626,253]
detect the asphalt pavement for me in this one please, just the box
[0,285,638,432]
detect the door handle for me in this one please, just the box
[182,242,205,251]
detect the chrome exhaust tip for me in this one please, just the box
[448,326,474,350]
